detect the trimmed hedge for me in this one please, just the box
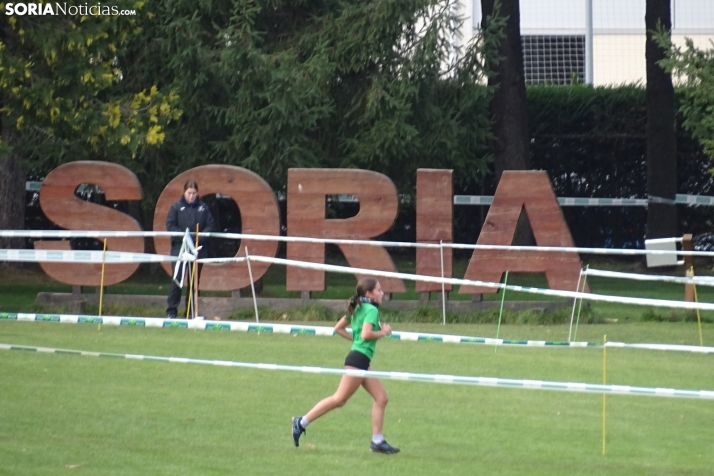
[527,85,714,248]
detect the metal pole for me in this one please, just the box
[585,0,594,85]
[245,246,260,324]
[568,268,584,342]
[439,240,447,325]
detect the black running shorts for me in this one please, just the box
[344,350,371,370]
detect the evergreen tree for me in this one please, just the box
[127,0,500,198]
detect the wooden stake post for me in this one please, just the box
[683,234,694,302]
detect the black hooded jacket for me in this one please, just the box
[166,196,216,256]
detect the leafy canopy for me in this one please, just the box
[0,1,181,169]
[132,0,501,193]
[657,31,714,164]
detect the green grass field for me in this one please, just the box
[1,320,713,475]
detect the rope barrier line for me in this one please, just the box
[2,342,713,399]
[0,230,185,238]
[2,248,713,312]
[3,313,714,354]
[2,244,714,315]
[217,255,714,312]
[583,268,714,286]
[2,229,714,257]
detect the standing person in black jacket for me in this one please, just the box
[166,180,215,319]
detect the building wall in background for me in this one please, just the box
[460,0,714,86]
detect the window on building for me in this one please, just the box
[522,35,585,85]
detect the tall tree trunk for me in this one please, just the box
[645,0,677,239]
[0,120,26,252]
[481,0,530,182]
[0,157,26,251]
[0,22,26,254]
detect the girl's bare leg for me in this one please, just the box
[361,375,388,436]
[304,371,364,423]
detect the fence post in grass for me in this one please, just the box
[573,265,590,342]
[440,240,447,325]
[689,266,704,346]
[568,268,584,342]
[495,271,509,353]
[602,334,607,456]
[245,246,260,324]
[194,224,200,319]
[186,258,196,320]
[98,239,107,325]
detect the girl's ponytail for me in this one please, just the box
[346,295,360,316]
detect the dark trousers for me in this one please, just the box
[166,244,204,318]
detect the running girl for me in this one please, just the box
[292,277,399,454]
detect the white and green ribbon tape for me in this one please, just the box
[453,194,714,207]
[3,313,713,354]
[4,229,714,257]
[0,249,176,263]
[2,342,713,400]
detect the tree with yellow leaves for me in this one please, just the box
[0,2,181,248]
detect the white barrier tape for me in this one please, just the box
[453,194,714,207]
[648,195,678,205]
[2,313,713,353]
[677,194,714,206]
[21,183,714,206]
[215,255,714,312]
[453,196,648,206]
[2,342,713,399]
[3,229,714,257]
[444,242,712,257]
[0,230,185,238]
[0,249,176,263]
[583,268,714,286]
[196,232,714,258]
[1,245,712,311]
[604,342,714,354]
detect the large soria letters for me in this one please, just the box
[35,163,583,293]
[35,161,144,285]
[286,169,405,293]
[415,169,453,292]
[460,171,585,294]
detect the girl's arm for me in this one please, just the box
[334,316,352,341]
[361,322,392,341]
